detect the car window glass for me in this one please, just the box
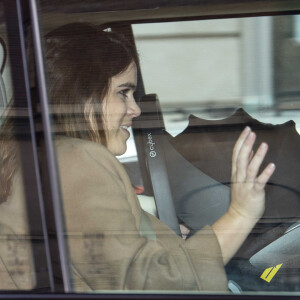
[0,3,50,290]
[133,15,300,292]
[37,0,300,293]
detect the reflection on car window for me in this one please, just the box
[0,14,43,290]
[37,0,300,293]
[133,16,300,292]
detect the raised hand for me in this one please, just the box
[212,127,275,263]
[229,126,276,221]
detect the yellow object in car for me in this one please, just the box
[260,264,283,283]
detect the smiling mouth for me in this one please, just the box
[120,125,130,136]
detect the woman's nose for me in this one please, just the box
[128,98,141,118]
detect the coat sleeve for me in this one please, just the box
[56,138,227,292]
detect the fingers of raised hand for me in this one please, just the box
[254,163,276,191]
[249,150,254,161]
[232,126,251,175]
[246,142,268,181]
[235,131,256,181]
[232,127,276,188]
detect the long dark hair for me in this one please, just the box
[45,22,138,143]
[0,22,138,203]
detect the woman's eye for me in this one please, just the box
[119,89,130,99]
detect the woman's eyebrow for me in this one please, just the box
[118,83,136,90]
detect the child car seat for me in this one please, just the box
[133,93,300,291]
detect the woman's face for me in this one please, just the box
[103,62,141,156]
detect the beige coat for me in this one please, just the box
[0,136,227,291]
[57,137,227,291]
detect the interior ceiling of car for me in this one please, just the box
[39,0,300,31]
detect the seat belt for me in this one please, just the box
[133,94,181,236]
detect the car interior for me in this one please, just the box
[1,0,300,296]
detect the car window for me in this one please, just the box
[133,15,300,292]
[0,1,51,291]
[29,0,300,296]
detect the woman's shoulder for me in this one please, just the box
[54,136,124,176]
[55,136,115,161]
[56,135,108,153]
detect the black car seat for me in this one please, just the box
[133,93,300,291]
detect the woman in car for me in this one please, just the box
[0,22,275,291]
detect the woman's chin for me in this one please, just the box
[107,142,127,157]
